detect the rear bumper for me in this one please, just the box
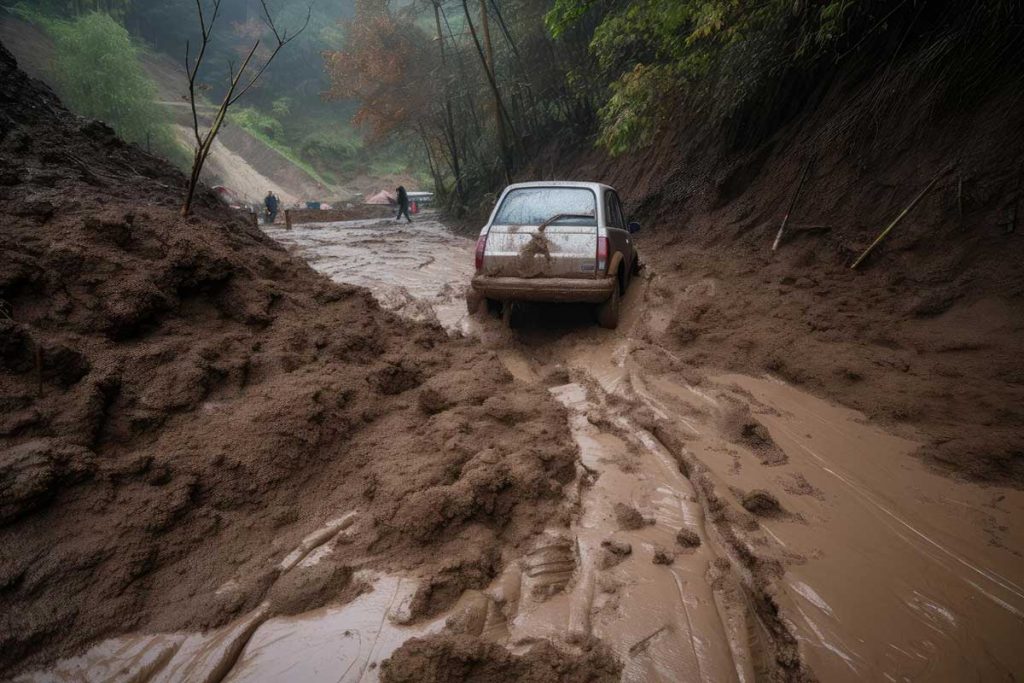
[472,275,615,303]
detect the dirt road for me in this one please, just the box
[21,216,1024,682]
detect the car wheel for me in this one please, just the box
[486,298,502,316]
[597,283,620,329]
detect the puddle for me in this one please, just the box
[628,369,1024,680]
[224,575,443,682]
[264,217,475,332]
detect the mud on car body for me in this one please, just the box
[470,181,641,329]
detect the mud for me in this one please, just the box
[0,45,577,678]
[264,217,476,332]
[5,32,1024,683]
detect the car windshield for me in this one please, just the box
[493,187,597,226]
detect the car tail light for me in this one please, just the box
[474,234,488,271]
[597,236,609,273]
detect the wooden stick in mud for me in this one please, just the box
[772,158,812,252]
[850,164,953,270]
[284,209,292,230]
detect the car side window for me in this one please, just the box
[605,191,624,229]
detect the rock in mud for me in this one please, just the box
[0,439,96,525]
[741,489,783,517]
[381,633,621,683]
[613,503,652,530]
[675,528,701,548]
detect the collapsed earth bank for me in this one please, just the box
[522,26,1024,486]
[0,44,580,677]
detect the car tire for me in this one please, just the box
[597,283,620,329]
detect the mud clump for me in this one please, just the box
[598,539,632,569]
[0,45,578,678]
[0,439,96,524]
[652,546,675,565]
[613,503,652,530]
[675,528,701,548]
[265,561,362,617]
[741,489,784,517]
[381,634,621,683]
[720,403,788,466]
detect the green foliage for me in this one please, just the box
[298,128,361,167]
[271,97,293,119]
[230,107,284,140]
[35,10,186,166]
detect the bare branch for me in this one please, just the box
[228,4,311,106]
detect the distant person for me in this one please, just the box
[395,186,411,223]
[265,191,279,224]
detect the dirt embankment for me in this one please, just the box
[0,44,578,677]
[522,46,1024,486]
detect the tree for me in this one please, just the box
[47,11,184,165]
[180,0,310,216]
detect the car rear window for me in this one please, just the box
[493,187,597,226]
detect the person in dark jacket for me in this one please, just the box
[265,191,279,224]
[395,186,411,223]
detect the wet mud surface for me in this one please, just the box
[24,214,1022,682]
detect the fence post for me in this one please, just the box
[285,209,292,230]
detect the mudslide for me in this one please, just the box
[20,216,1024,682]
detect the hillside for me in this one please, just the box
[0,12,346,205]
[521,28,1024,487]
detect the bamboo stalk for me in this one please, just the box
[850,164,953,270]
[772,158,812,252]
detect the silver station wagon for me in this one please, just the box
[470,181,641,329]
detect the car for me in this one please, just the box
[469,181,641,329]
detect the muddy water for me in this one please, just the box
[264,216,476,332]
[29,219,1024,680]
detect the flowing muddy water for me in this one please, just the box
[26,218,1023,681]
[264,216,476,333]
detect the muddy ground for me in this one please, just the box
[0,45,586,679]
[3,32,1024,683]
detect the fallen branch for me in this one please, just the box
[772,158,812,252]
[850,163,953,270]
[628,625,669,656]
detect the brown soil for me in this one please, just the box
[521,49,1024,488]
[0,45,577,677]
[380,634,621,683]
[612,502,650,530]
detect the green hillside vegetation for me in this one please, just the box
[9,5,188,168]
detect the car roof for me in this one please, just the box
[503,180,613,193]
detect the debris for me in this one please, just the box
[851,164,954,269]
[614,503,652,530]
[771,158,812,252]
[652,546,675,565]
[627,625,669,656]
[675,528,701,548]
[741,489,783,516]
[601,539,632,556]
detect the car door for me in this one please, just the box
[604,189,631,283]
